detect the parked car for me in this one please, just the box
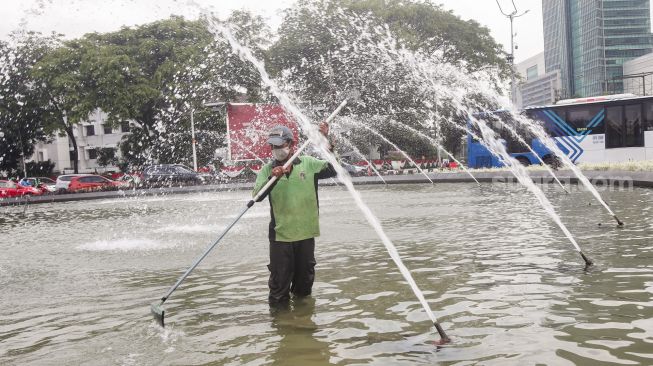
[67,175,129,193]
[23,177,57,193]
[0,180,43,198]
[141,164,203,186]
[55,174,93,193]
[116,173,143,188]
[342,163,366,177]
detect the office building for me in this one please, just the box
[515,52,562,108]
[543,0,653,98]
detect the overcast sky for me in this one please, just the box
[0,0,590,64]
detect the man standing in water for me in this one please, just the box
[252,122,337,308]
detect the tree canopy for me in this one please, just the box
[268,0,508,157]
[0,1,510,175]
[0,32,61,176]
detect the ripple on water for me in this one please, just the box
[76,238,172,251]
[3,185,653,365]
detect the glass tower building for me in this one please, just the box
[543,0,653,98]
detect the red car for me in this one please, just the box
[67,175,129,193]
[0,180,43,198]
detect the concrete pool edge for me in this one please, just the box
[2,169,651,207]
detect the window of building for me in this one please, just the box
[88,148,98,160]
[526,65,538,81]
[103,125,112,134]
[85,125,95,136]
[120,122,130,133]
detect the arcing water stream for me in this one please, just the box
[512,113,625,226]
[383,118,480,185]
[490,114,569,193]
[382,25,622,225]
[338,117,434,184]
[330,134,388,184]
[348,23,593,265]
[208,18,449,341]
[5,2,651,364]
[470,115,593,266]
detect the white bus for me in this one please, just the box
[524,94,653,164]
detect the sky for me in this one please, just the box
[0,0,553,63]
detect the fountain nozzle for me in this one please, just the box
[614,215,624,227]
[580,252,593,267]
[433,322,451,345]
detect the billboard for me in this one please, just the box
[226,103,299,161]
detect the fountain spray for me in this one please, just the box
[491,115,569,194]
[211,20,451,344]
[333,133,388,184]
[150,99,350,328]
[341,119,434,184]
[471,116,593,267]
[383,118,481,186]
[512,114,625,227]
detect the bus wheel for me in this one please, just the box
[542,155,562,170]
[516,156,531,166]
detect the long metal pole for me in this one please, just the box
[191,109,198,171]
[510,14,515,104]
[151,99,349,327]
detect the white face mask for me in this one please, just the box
[272,146,290,161]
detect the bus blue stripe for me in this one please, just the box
[538,111,567,138]
[543,110,578,137]
[576,110,604,143]
[559,135,581,161]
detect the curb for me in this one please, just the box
[1,169,651,207]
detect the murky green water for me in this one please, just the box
[1,183,652,365]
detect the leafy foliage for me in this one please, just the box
[0,32,59,175]
[268,0,509,158]
[2,2,510,172]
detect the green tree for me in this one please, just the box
[268,0,509,158]
[32,37,101,173]
[344,0,510,79]
[97,147,118,171]
[79,14,270,169]
[0,32,59,176]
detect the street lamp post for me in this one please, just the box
[496,0,529,104]
[16,126,27,177]
[191,109,198,172]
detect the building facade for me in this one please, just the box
[516,52,562,108]
[621,52,653,95]
[543,0,653,98]
[29,110,131,174]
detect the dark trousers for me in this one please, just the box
[268,238,316,306]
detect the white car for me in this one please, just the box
[342,163,366,176]
[23,177,57,193]
[55,174,92,192]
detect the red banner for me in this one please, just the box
[226,104,298,161]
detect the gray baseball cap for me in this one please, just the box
[267,125,294,146]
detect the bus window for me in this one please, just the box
[624,104,644,147]
[495,112,530,153]
[605,106,624,149]
[566,105,604,134]
[644,101,653,131]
